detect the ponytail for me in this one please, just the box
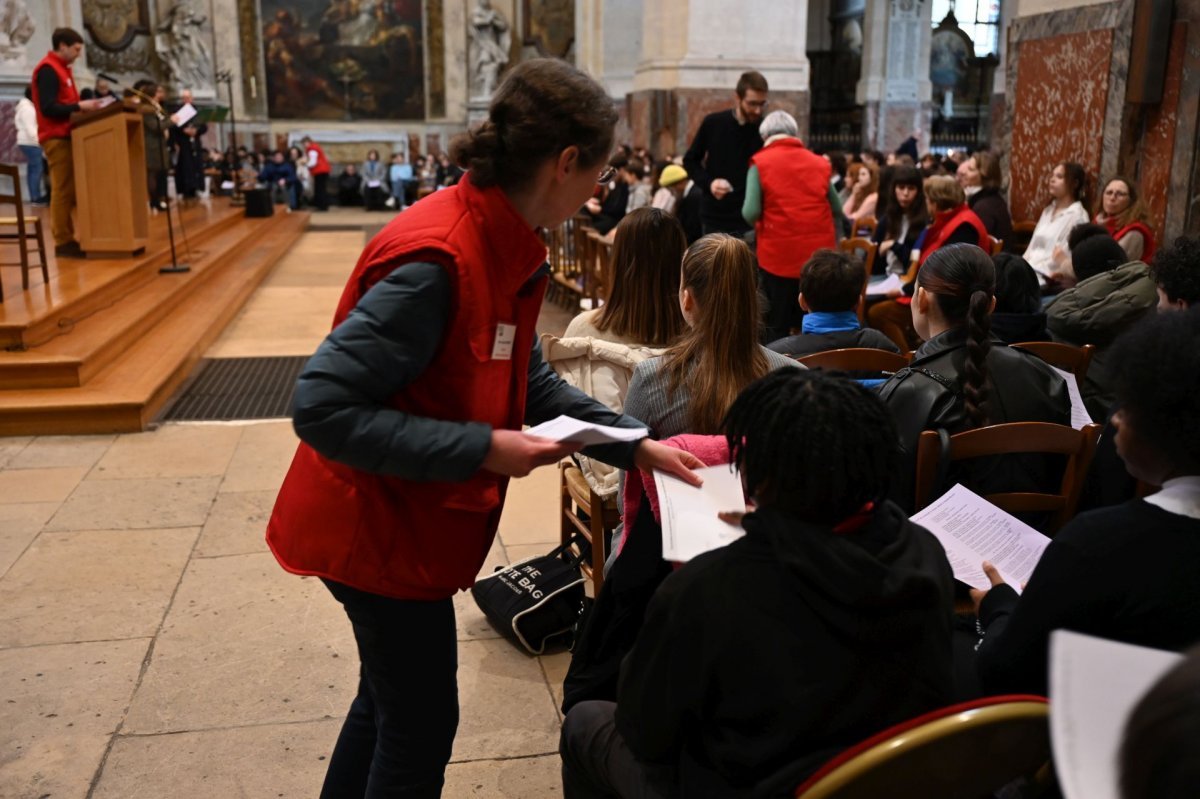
[916,243,997,429]
[963,289,992,427]
[664,234,769,433]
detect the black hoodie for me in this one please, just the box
[613,501,955,797]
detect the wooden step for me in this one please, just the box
[0,202,244,349]
[0,213,300,389]
[0,211,310,435]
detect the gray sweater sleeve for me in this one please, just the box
[291,261,492,481]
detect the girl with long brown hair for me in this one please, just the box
[624,233,800,438]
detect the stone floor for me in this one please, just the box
[0,210,582,798]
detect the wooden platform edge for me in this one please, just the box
[0,212,311,436]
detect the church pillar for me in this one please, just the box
[855,0,932,153]
[627,0,810,156]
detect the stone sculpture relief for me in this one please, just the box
[156,0,214,90]
[469,0,509,100]
[0,0,34,65]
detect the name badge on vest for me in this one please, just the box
[492,323,516,360]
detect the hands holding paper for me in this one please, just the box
[481,429,579,477]
[635,440,704,487]
[969,561,1005,615]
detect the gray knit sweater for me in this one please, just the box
[623,347,801,439]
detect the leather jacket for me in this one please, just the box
[879,328,1071,513]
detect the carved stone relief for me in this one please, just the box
[0,0,35,66]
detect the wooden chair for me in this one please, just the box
[582,230,612,310]
[914,421,1103,533]
[1012,341,1095,384]
[853,215,877,237]
[0,163,50,301]
[988,236,1004,255]
[551,218,590,309]
[798,348,910,373]
[1009,220,1037,254]
[560,461,621,596]
[794,696,1050,798]
[839,238,877,321]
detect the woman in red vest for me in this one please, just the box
[867,175,989,350]
[302,135,332,211]
[1094,176,1156,263]
[267,59,701,797]
[741,110,840,342]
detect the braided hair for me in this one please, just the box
[917,243,997,428]
[721,370,899,523]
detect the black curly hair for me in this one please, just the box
[721,370,899,523]
[1150,236,1200,307]
[1110,308,1200,473]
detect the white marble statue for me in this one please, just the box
[468,0,510,100]
[0,0,34,66]
[156,0,214,90]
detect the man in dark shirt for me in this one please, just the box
[32,28,102,256]
[682,70,768,237]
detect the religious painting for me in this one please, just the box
[260,0,425,120]
[522,0,572,59]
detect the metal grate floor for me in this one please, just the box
[162,356,310,421]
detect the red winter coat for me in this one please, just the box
[750,138,836,278]
[266,176,550,600]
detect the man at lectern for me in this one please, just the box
[31,27,103,258]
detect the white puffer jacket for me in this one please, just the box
[543,333,666,497]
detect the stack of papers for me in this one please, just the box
[909,483,1051,591]
[654,464,746,562]
[866,273,904,297]
[1050,631,1182,799]
[525,415,647,446]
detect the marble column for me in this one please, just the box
[577,0,644,99]
[628,0,810,156]
[855,0,932,153]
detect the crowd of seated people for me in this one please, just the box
[543,119,1200,797]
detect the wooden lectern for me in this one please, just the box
[70,104,150,257]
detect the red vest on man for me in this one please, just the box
[750,138,836,278]
[31,52,79,143]
[266,176,549,600]
[306,142,331,175]
[918,205,990,266]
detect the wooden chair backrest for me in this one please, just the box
[989,236,1004,255]
[0,163,26,225]
[839,238,877,321]
[798,347,910,373]
[795,698,1050,798]
[1012,341,1096,383]
[854,215,877,237]
[914,421,1103,533]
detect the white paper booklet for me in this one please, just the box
[1050,630,1182,799]
[525,415,647,446]
[654,464,746,562]
[909,483,1051,591]
[866,272,905,297]
[1051,366,1094,430]
[171,102,197,126]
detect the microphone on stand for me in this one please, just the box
[95,74,190,274]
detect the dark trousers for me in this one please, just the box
[757,267,803,344]
[560,700,676,799]
[321,579,459,798]
[314,173,331,210]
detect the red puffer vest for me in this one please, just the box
[750,138,835,278]
[306,142,331,175]
[266,175,549,600]
[918,205,990,266]
[31,52,79,143]
[1101,216,1157,262]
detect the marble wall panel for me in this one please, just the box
[1136,21,1187,246]
[1010,29,1113,223]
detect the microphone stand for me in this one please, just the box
[113,79,191,274]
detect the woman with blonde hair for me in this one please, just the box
[1094,176,1156,262]
[623,233,800,438]
[958,149,1012,243]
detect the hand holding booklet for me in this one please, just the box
[654,464,746,562]
[524,415,647,447]
[1050,631,1182,799]
[909,483,1050,591]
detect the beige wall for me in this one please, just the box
[1017,0,1111,17]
